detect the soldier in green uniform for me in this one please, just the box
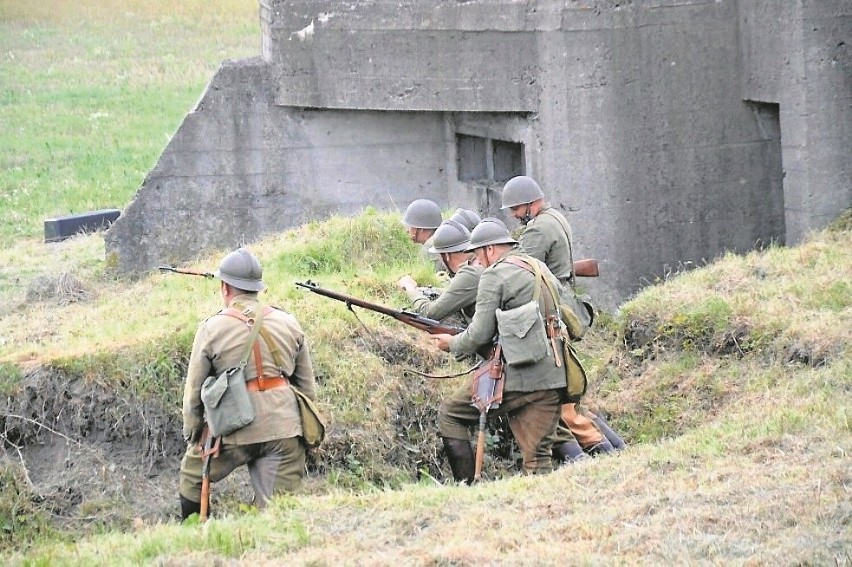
[179,248,318,519]
[401,198,444,272]
[501,176,624,462]
[449,208,481,232]
[430,219,567,482]
[397,219,482,326]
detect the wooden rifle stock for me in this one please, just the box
[295,280,465,336]
[199,427,219,523]
[573,259,599,278]
[158,265,215,278]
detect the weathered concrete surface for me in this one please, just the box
[106,0,851,308]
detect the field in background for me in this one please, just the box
[0,0,259,244]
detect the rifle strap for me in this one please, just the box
[403,361,482,380]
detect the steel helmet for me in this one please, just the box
[500,175,545,209]
[214,248,265,292]
[401,199,442,229]
[466,217,518,250]
[449,208,482,231]
[428,220,472,254]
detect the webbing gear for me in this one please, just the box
[499,255,588,401]
[222,305,291,391]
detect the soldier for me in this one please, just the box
[179,248,318,519]
[449,208,481,232]
[396,219,482,325]
[430,219,566,482]
[501,175,624,461]
[401,198,444,271]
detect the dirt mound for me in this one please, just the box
[1,367,186,528]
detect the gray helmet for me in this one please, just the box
[214,248,265,292]
[500,175,545,209]
[466,217,518,250]
[401,199,442,229]
[449,208,481,231]
[428,220,471,254]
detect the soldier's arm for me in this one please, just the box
[416,265,479,321]
[291,332,317,401]
[450,269,502,355]
[182,323,213,441]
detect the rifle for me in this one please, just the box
[295,280,465,335]
[470,345,504,481]
[573,259,599,278]
[198,426,220,523]
[158,265,215,278]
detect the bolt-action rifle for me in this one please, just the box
[158,266,215,278]
[295,279,504,479]
[295,280,465,335]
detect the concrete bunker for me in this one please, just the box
[105,0,851,307]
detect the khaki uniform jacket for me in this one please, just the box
[405,260,483,324]
[519,206,575,285]
[449,248,567,393]
[182,294,317,445]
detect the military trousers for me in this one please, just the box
[551,403,605,448]
[439,386,562,475]
[179,436,305,508]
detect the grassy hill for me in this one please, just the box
[0,212,849,565]
[1,1,849,564]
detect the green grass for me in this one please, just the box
[0,0,259,244]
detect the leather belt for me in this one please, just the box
[246,376,289,392]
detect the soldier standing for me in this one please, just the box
[501,176,624,461]
[179,248,318,519]
[430,219,566,482]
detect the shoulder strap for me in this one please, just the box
[221,306,266,369]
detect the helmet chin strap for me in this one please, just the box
[521,203,534,225]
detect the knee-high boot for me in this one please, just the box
[553,439,590,464]
[591,414,626,450]
[442,437,475,484]
[180,495,201,521]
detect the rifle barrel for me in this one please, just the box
[295,280,464,335]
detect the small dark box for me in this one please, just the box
[44,209,121,243]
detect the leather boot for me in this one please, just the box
[592,415,626,450]
[442,437,475,484]
[180,495,201,521]
[586,438,616,457]
[553,440,589,464]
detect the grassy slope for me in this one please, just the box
[1,1,850,564]
[2,216,849,566]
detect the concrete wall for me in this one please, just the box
[740,0,852,242]
[105,58,449,272]
[106,0,850,308]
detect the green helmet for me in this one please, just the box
[466,217,518,251]
[215,248,265,292]
[428,220,472,254]
[449,208,481,231]
[401,199,442,229]
[500,175,545,209]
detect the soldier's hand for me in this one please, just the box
[430,333,453,352]
[396,275,417,292]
